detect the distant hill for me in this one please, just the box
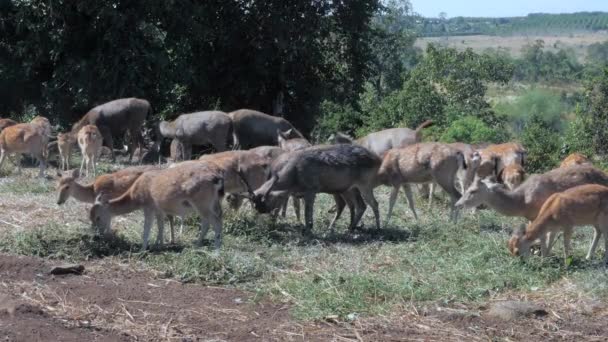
[417,12,608,37]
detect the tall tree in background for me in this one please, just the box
[0,0,380,134]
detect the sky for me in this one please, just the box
[409,0,608,18]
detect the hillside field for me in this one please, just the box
[415,31,608,60]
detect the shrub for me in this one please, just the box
[440,116,507,144]
[520,115,561,173]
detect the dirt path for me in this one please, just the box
[1,253,607,341]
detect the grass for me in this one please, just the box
[1,177,608,321]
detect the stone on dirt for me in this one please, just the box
[49,264,85,275]
[486,301,547,321]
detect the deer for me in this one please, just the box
[30,116,53,159]
[375,143,467,224]
[497,164,526,190]
[455,165,608,221]
[0,122,47,177]
[329,120,434,158]
[508,184,608,265]
[57,132,76,171]
[239,144,382,234]
[0,118,17,133]
[72,98,149,163]
[56,166,183,243]
[77,125,103,177]
[228,109,304,149]
[90,161,225,251]
[469,142,527,185]
[560,153,591,168]
[158,111,233,160]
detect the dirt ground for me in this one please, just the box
[1,253,607,341]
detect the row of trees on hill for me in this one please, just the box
[417,12,608,37]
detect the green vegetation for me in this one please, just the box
[1,192,607,320]
[417,12,608,37]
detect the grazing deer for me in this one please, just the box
[240,144,382,233]
[329,120,434,158]
[560,153,591,168]
[498,164,526,190]
[56,166,185,243]
[57,132,76,171]
[455,165,608,221]
[0,122,47,177]
[375,143,467,224]
[90,162,224,251]
[508,184,608,265]
[78,125,103,177]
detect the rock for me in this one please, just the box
[486,301,547,321]
[49,264,85,275]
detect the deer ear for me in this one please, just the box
[94,193,109,205]
[285,129,292,136]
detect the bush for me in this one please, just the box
[312,100,363,142]
[561,109,595,158]
[440,116,507,144]
[520,115,561,173]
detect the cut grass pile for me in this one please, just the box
[1,181,607,320]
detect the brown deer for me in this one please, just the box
[455,165,608,221]
[0,118,17,133]
[0,122,47,177]
[497,164,526,190]
[90,161,224,251]
[470,142,527,184]
[240,144,382,233]
[560,153,591,168]
[508,184,608,264]
[30,116,52,159]
[375,143,467,224]
[77,125,103,177]
[57,132,76,171]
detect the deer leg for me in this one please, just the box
[428,182,435,207]
[79,155,86,177]
[141,209,155,251]
[292,196,301,222]
[327,194,346,234]
[0,149,6,174]
[385,186,400,227]
[563,227,573,264]
[402,184,418,220]
[586,226,602,260]
[168,215,176,244]
[131,129,145,164]
[358,186,380,230]
[155,213,165,246]
[303,193,316,235]
[211,209,223,251]
[197,217,210,247]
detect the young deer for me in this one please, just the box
[376,143,467,224]
[497,164,526,190]
[560,153,591,168]
[90,162,224,251]
[508,184,608,264]
[0,122,47,177]
[78,125,103,177]
[57,132,76,171]
[455,165,608,221]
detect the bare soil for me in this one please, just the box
[1,253,607,341]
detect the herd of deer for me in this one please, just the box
[1,97,607,264]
